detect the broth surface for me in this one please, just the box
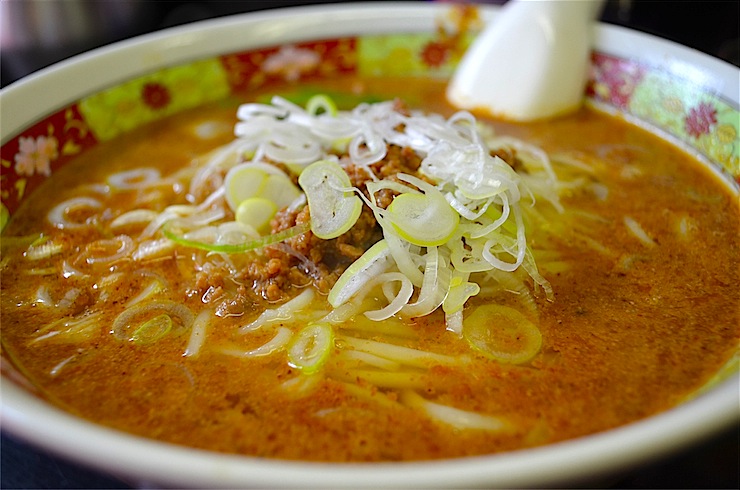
[1,77,738,461]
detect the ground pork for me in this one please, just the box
[193,141,521,305]
[239,143,425,301]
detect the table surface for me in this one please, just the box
[1,1,738,488]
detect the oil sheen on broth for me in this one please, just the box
[1,77,738,462]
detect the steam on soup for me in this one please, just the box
[1,77,738,462]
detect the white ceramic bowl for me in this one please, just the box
[1,3,738,488]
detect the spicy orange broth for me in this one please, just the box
[1,77,738,461]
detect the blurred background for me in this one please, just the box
[1,0,738,488]
[1,0,738,87]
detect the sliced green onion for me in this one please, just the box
[384,233,424,286]
[162,221,309,253]
[463,304,542,364]
[288,322,334,374]
[0,203,8,232]
[239,288,315,333]
[255,89,382,110]
[31,311,104,344]
[306,94,338,116]
[124,276,165,308]
[25,236,64,261]
[132,238,176,262]
[184,308,213,358]
[443,270,480,315]
[34,285,53,306]
[130,314,172,345]
[445,309,464,336]
[624,215,657,247]
[235,197,278,233]
[224,162,301,213]
[400,246,452,318]
[385,174,459,247]
[298,159,362,239]
[328,239,390,307]
[112,300,194,342]
[363,271,414,321]
[83,235,134,265]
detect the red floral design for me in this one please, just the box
[421,41,450,68]
[142,82,171,110]
[684,102,718,137]
[14,135,58,177]
[587,53,646,110]
[262,45,321,81]
[1,105,96,215]
[220,39,357,92]
[419,4,479,69]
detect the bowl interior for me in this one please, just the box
[1,3,738,488]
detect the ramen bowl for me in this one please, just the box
[1,3,738,488]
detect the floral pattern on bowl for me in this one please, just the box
[79,59,230,142]
[588,53,739,175]
[1,106,98,224]
[2,10,738,230]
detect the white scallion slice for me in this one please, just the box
[287,322,334,374]
[224,162,301,213]
[364,272,414,321]
[184,308,213,358]
[31,312,104,344]
[239,288,315,333]
[124,277,164,307]
[328,239,390,307]
[235,197,278,233]
[25,237,64,261]
[400,246,452,318]
[463,305,542,364]
[83,235,134,265]
[132,238,175,262]
[624,215,657,247]
[385,174,459,247]
[298,159,362,239]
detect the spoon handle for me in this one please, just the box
[448,0,605,121]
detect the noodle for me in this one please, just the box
[1,77,737,462]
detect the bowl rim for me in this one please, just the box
[1,2,738,488]
[2,371,738,488]
[2,1,738,144]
